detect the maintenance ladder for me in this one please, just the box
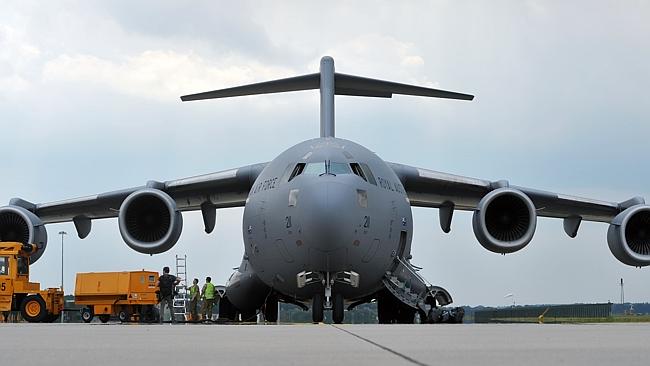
[173,255,188,321]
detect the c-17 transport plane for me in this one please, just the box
[1,56,649,323]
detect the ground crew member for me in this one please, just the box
[188,278,200,322]
[201,277,217,321]
[158,266,180,324]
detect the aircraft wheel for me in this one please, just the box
[263,295,278,323]
[312,293,324,323]
[377,291,395,324]
[98,314,110,323]
[218,296,236,321]
[396,307,415,324]
[20,295,47,323]
[81,308,94,323]
[240,310,257,322]
[332,293,344,324]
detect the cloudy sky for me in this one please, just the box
[1,1,649,307]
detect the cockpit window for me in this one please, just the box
[303,162,327,176]
[361,163,377,185]
[288,161,353,180]
[350,163,367,181]
[329,162,351,175]
[350,163,376,185]
[288,163,305,182]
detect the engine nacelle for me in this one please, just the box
[472,188,537,254]
[0,206,48,263]
[118,189,182,254]
[607,205,650,267]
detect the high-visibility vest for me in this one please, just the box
[189,284,199,298]
[204,282,216,300]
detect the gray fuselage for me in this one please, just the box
[242,137,413,302]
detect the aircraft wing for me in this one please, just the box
[388,162,645,235]
[8,162,267,225]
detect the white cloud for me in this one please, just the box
[0,24,41,96]
[42,51,297,101]
[0,74,31,94]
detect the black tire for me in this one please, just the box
[396,307,415,324]
[98,314,110,323]
[218,296,236,321]
[151,307,160,323]
[377,291,394,324]
[45,313,60,323]
[140,306,158,323]
[332,293,344,324]
[240,310,257,322]
[263,295,278,323]
[312,293,324,323]
[81,308,94,323]
[118,310,130,323]
[20,295,47,323]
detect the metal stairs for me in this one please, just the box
[382,256,453,314]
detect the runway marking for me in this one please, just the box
[331,325,430,366]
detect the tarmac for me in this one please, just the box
[1,322,649,365]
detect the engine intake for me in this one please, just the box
[607,205,650,267]
[118,189,182,254]
[0,206,48,263]
[472,188,537,254]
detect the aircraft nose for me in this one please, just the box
[299,180,358,252]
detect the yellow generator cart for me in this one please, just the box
[0,242,64,322]
[74,271,160,323]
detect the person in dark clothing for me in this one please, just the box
[158,266,180,324]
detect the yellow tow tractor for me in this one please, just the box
[0,242,64,322]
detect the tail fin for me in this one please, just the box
[181,56,474,137]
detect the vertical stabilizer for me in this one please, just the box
[319,56,335,138]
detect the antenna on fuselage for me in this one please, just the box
[180,56,474,138]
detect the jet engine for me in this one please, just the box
[607,205,650,267]
[0,205,48,263]
[118,188,182,254]
[472,188,537,254]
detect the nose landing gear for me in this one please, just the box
[306,271,357,324]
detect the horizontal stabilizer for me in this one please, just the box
[181,73,320,101]
[334,73,474,100]
[181,73,473,101]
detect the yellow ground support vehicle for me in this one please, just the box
[74,271,160,323]
[0,242,64,322]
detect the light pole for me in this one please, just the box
[58,231,67,323]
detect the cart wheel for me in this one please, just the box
[20,295,47,323]
[81,308,94,323]
[118,310,130,323]
[45,313,60,323]
[98,314,110,323]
